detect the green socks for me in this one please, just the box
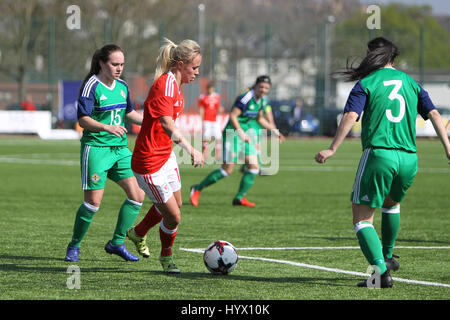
[355,206,400,274]
[381,205,400,259]
[69,202,98,248]
[69,198,142,248]
[111,198,143,245]
[235,169,258,200]
[196,168,228,191]
[355,222,387,275]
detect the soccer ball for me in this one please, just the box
[203,240,238,275]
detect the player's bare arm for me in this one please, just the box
[78,115,127,137]
[160,115,203,167]
[229,107,250,142]
[427,109,450,161]
[315,111,359,163]
[125,110,143,126]
[257,110,285,142]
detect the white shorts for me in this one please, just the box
[203,121,222,140]
[134,152,181,204]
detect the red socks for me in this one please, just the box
[134,205,162,237]
[134,204,178,256]
[159,221,177,257]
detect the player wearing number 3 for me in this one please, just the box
[315,37,450,288]
[65,44,145,262]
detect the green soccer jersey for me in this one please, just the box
[344,68,435,153]
[225,89,269,131]
[77,75,134,147]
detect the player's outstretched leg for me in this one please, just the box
[190,168,229,206]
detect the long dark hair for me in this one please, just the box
[79,44,123,97]
[335,37,399,82]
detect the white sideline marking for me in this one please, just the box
[0,157,78,166]
[180,246,450,288]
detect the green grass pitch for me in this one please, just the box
[0,136,449,302]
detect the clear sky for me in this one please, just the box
[360,0,450,16]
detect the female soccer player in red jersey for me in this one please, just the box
[127,38,203,273]
[198,81,223,161]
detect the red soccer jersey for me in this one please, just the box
[198,92,220,121]
[132,72,184,174]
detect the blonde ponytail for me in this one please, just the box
[154,38,201,81]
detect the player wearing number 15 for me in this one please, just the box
[65,44,145,262]
[315,37,450,288]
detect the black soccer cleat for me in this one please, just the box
[357,270,393,288]
[384,255,400,272]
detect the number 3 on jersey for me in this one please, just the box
[383,80,405,123]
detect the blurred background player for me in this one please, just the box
[190,75,284,208]
[315,37,450,288]
[65,44,145,262]
[20,94,37,111]
[242,100,276,175]
[127,38,203,273]
[198,81,223,162]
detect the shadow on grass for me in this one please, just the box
[0,262,136,274]
[141,270,358,287]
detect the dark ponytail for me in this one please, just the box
[335,37,399,82]
[79,44,123,97]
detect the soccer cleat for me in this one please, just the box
[189,185,201,207]
[104,240,139,261]
[126,227,150,258]
[384,254,400,271]
[65,246,80,262]
[357,270,393,288]
[159,255,181,273]
[232,197,255,207]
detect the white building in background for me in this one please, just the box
[236,57,317,105]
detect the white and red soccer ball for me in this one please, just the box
[203,240,239,275]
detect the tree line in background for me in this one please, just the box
[0,0,449,104]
